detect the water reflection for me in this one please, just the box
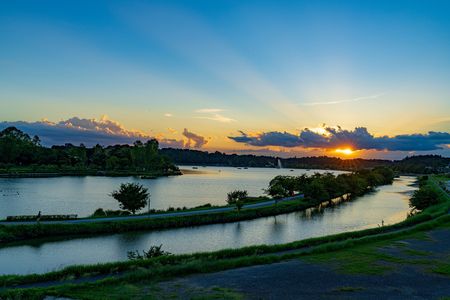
[0,176,416,275]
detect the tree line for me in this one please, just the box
[0,127,178,175]
[161,148,450,173]
[266,167,395,204]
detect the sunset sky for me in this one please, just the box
[1,0,450,159]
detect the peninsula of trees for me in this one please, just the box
[0,127,179,177]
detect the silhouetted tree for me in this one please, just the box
[111,183,149,214]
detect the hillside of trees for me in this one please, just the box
[0,127,179,176]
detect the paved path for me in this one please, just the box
[0,195,303,226]
[158,227,450,300]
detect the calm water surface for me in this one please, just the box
[0,167,347,218]
[0,176,416,275]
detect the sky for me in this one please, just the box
[1,0,449,159]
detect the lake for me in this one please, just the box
[0,176,416,275]
[0,167,347,219]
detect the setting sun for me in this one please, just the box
[335,148,354,155]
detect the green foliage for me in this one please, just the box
[266,167,395,203]
[111,183,149,214]
[410,186,440,211]
[0,127,179,176]
[127,244,171,260]
[226,190,248,204]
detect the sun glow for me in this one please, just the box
[335,148,354,155]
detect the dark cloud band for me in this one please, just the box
[229,127,450,151]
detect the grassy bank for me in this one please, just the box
[2,211,450,299]
[0,199,305,244]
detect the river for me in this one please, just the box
[0,176,416,275]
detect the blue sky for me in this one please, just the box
[1,0,449,158]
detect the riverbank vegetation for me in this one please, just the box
[266,167,394,200]
[0,127,179,177]
[0,175,448,298]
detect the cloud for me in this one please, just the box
[300,93,384,106]
[182,128,208,148]
[196,114,236,123]
[0,116,150,146]
[167,128,177,134]
[164,113,173,117]
[229,126,450,152]
[195,108,236,123]
[0,116,206,149]
[159,138,185,148]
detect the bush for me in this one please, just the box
[410,186,440,211]
[127,244,171,260]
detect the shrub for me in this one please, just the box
[410,186,440,211]
[127,244,171,260]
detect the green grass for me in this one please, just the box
[2,215,450,299]
[401,248,432,257]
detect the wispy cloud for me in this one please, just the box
[300,93,385,106]
[195,108,236,123]
[196,114,236,123]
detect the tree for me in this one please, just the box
[111,183,149,214]
[409,186,439,211]
[226,190,248,205]
[235,199,244,212]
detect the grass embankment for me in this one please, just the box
[0,199,305,244]
[88,196,270,219]
[1,176,449,292]
[2,214,450,299]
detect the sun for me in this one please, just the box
[335,148,354,155]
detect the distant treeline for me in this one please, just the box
[161,148,450,174]
[0,127,179,175]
